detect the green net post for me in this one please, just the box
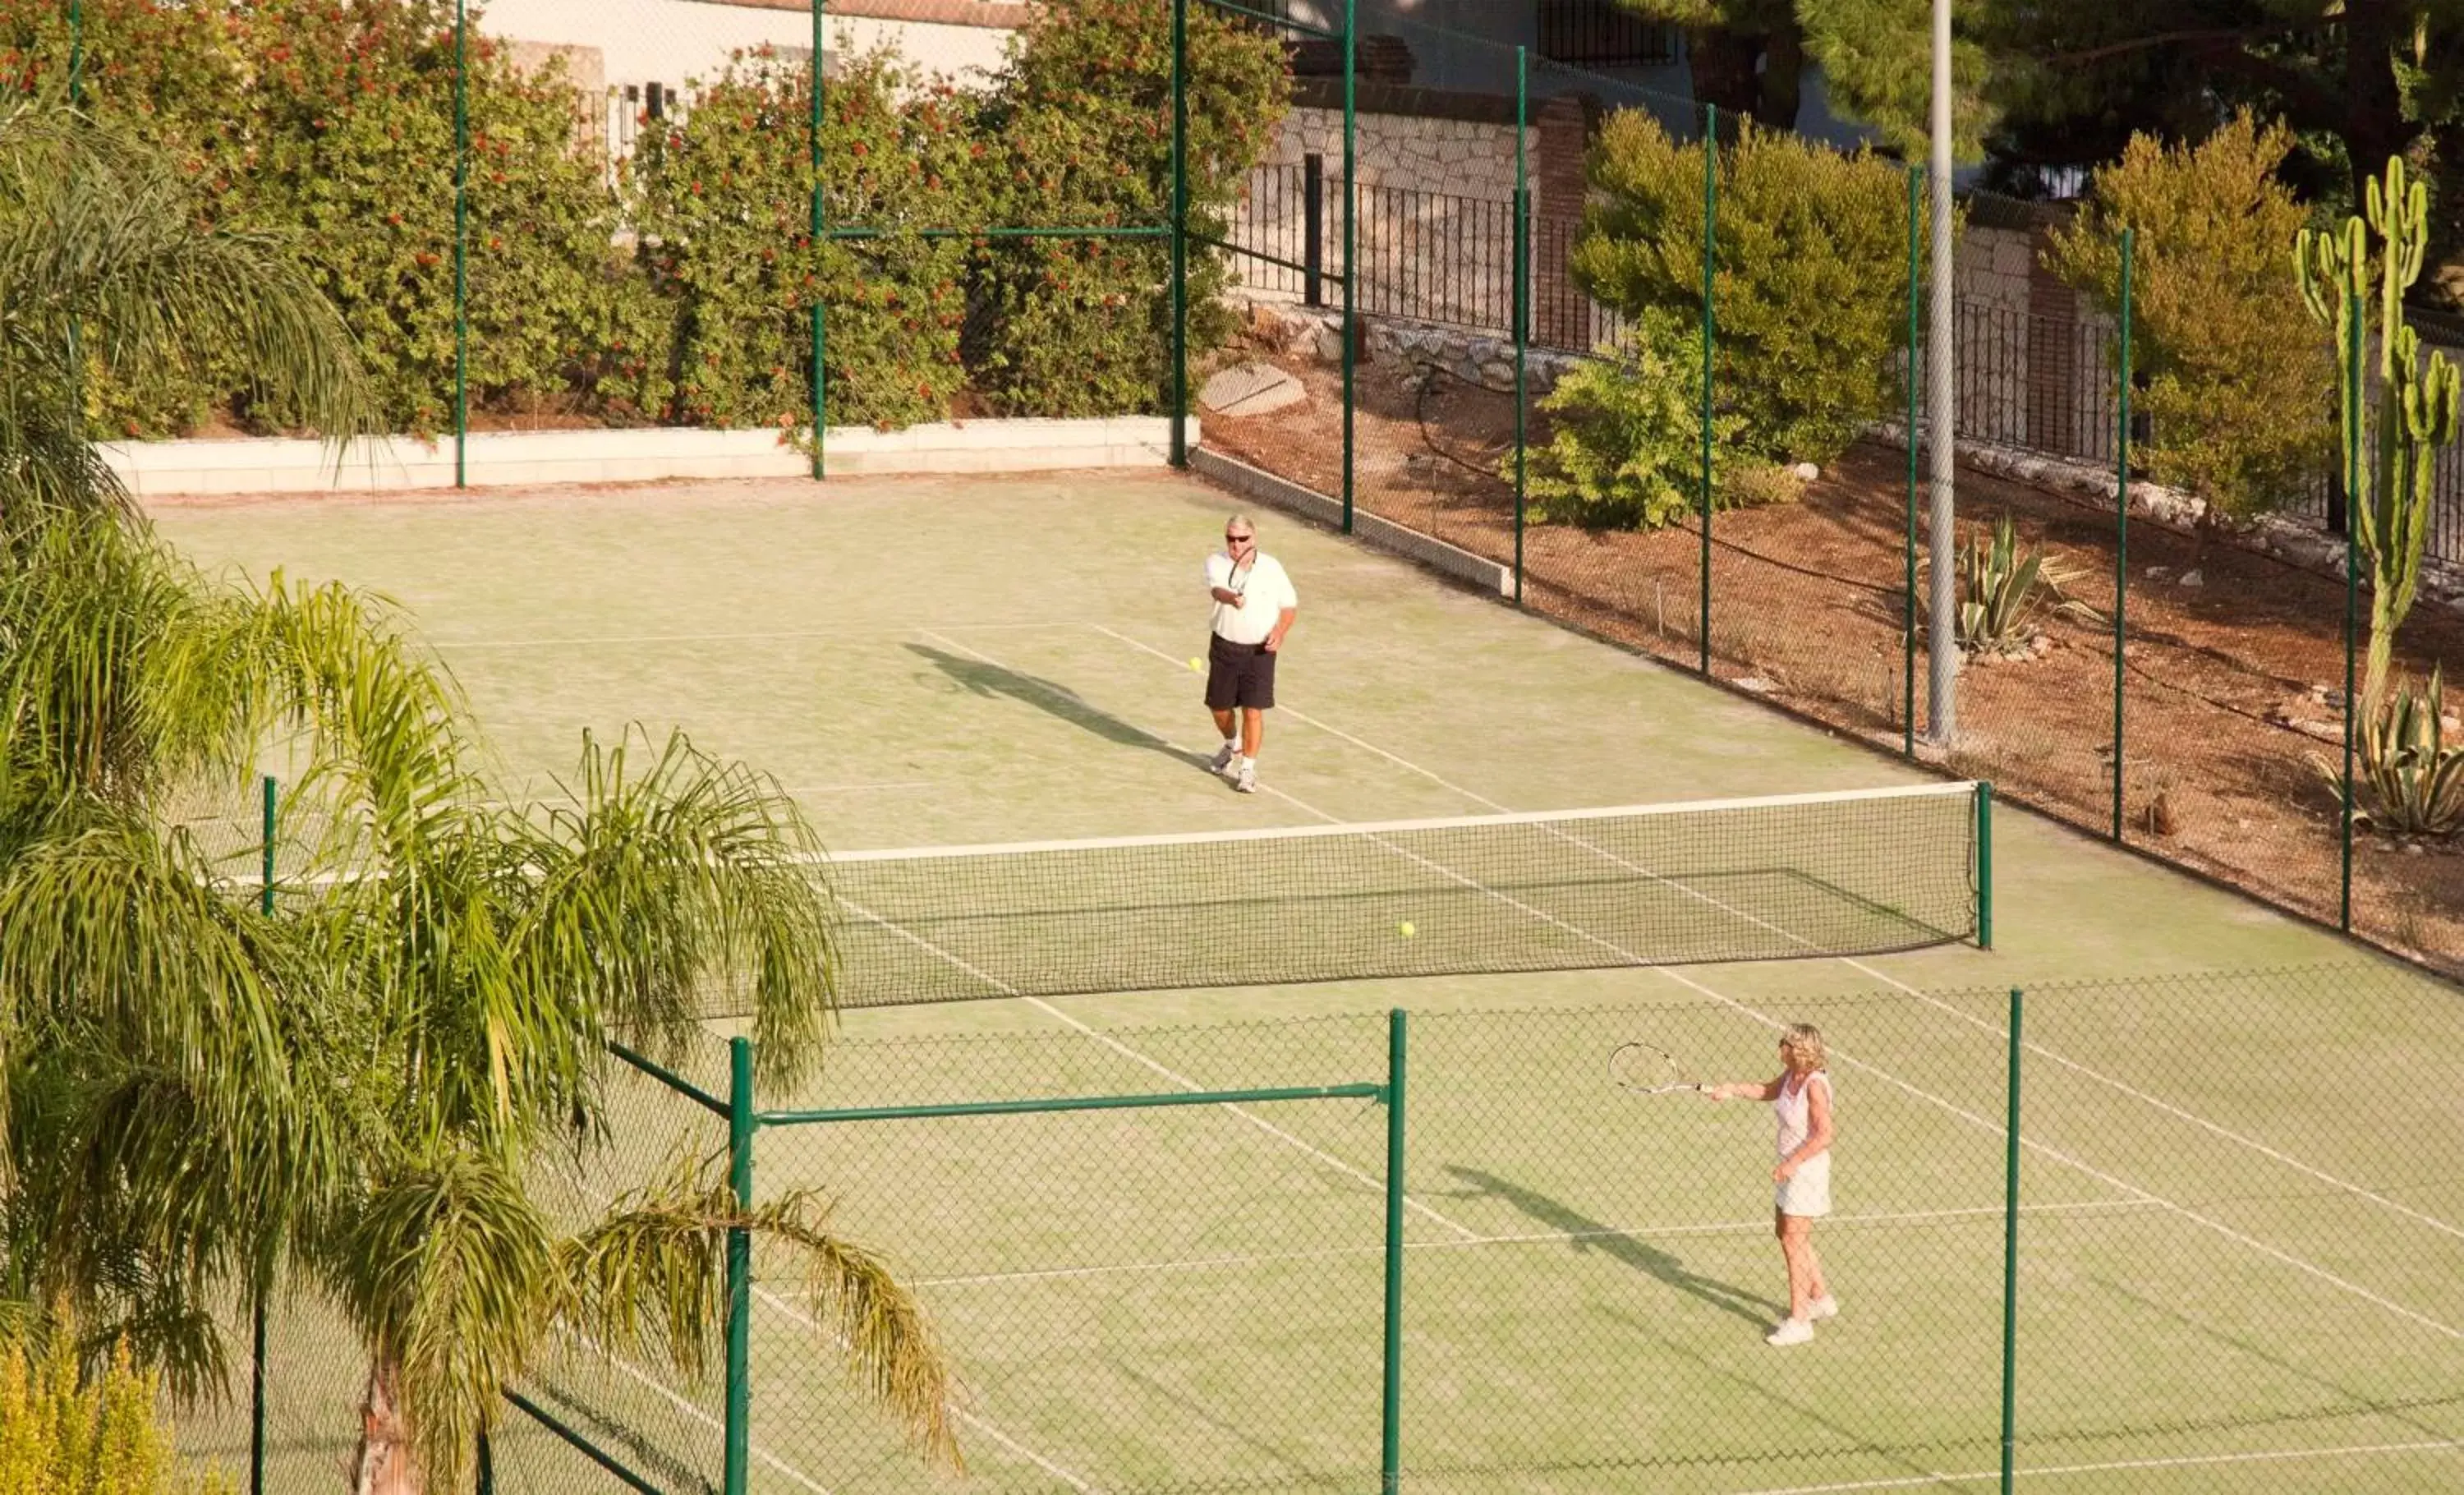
[1168,0,1189,467]
[1904,165,1919,756]
[1340,0,1356,534]
[1379,1008,1407,1493]
[453,0,469,489]
[1976,781,1994,950]
[1511,48,1529,605]
[2341,289,2361,932]
[1698,104,1717,677]
[1998,986,2023,1495]
[725,1037,756,1495]
[810,0,828,480]
[253,775,274,1495]
[2112,228,2134,844]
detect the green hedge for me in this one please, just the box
[2,0,1285,439]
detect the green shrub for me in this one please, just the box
[0,1336,232,1495]
[1919,513,2102,655]
[2318,668,2464,838]
[1515,310,1745,529]
[2048,112,2334,518]
[968,0,1285,417]
[623,45,976,432]
[14,0,633,436]
[1573,113,1915,470]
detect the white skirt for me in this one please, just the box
[1776,1152,1832,1217]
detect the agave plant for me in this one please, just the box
[2315,669,2464,837]
[1917,513,2103,656]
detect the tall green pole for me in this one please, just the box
[1904,165,1921,755]
[252,775,274,1495]
[1998,987,2024,1495]
[1976,780,1994,950]
[67,0,81,104]
[2112,229,2133,843]
[725,1038,756,1495]
[476,1431,494,1495]
[1511,48,1529,606]
[1340,0,1357,534]
[1698,105,1717,676]
[1169,0,1190,467]
[453,0,469,489]
[1378,1009,1408,1493]
[2341,291,2361,931]
[810,0,827,479]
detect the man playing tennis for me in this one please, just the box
[1203,514,1297,794]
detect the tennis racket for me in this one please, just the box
[1609,1042,1706,1096]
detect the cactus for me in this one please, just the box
[2296,159,2464,711]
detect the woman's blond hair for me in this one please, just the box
[1781,1023,1827,1071]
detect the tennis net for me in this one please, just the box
[808,781,1988,1008]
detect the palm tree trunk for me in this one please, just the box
[352,1359,421,1495]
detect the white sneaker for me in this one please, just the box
[1807,1295,1839,1322]
[1233,761,1258,794]
[1765,1318,1814,1347]
[1209,743,1238,775]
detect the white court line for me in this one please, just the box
[1083,620,2464,1329]
[430,621,1080,650]
[1732,1438,2464,1495]
[751,1284,1101,1494]
[548,1329,834,1495]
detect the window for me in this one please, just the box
[1538,0,1678,67]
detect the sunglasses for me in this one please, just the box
[1225,534,1253,543]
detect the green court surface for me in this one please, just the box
[152,473,2464,1493]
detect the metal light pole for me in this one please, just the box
[1924,0,1958,745]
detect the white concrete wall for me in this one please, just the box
[477,0,1014,98]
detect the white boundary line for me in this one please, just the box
[1097,623,2464,1245]
[1731,1437,2464,1494]
[431,621,1079,650]
[822,780,1978,863]
[545,1330,835,1495]
[1027,623,2464,1342]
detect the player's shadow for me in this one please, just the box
[1446,1166,1782,1328]
[908,643,1208,768]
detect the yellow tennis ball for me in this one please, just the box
[1397,921,1416,939]
[1188,656,1204,672]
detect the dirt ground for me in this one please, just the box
[1203,348,2464,976]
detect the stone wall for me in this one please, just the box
[1266,105,1535,201]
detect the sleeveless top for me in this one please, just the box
[1774,1070,1831,1160]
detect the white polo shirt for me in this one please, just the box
[1206,550,1298,645]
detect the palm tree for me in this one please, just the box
[0,104,958,1492]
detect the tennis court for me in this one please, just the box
[151,471,2464,1493]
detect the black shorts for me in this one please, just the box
[1205,634,1277,711]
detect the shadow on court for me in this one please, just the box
[908,643,1208,769]
[1445,1166,1782,1328]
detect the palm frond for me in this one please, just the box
[557,1152,961,1471]
[325,1148,559,1489]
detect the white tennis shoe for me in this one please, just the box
[1210,743,1239,775]
[1233,761,1258,794]
[1765,1318,1814,1347]
[1807,1295,1839,1322]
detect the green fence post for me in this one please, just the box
[67,0,81,104]
[725,1037,756,1495]
[1976,781,1994,950]
[1340,0,1357,534]
[809,0,827,480]
[2112,229,2133,843]
[1169,0,1189,467]
[1999,987,2023,1495]
[2341,288,2361,932]
[1379,1009,1408,1493]
[453,0,469,490]
[1698,104,1717,676]
[1904,165,1920,756]
[476,1429,494,1495]
[1511,47,1529,605]
[253,772,274,1495]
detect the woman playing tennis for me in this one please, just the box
[1707,1024,1836,1346]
